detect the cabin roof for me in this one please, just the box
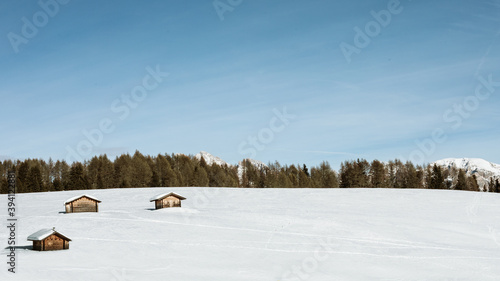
[64,194,101,205]
[27,228,71,241]
[150,192,186,202]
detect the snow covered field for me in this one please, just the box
[2,187,500,281]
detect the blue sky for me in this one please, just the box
[1,0,499,169]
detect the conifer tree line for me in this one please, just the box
[0,152,499,194]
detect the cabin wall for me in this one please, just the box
[43,234,65,251]
[31,235,70,251]
[154,196,182,209]
[68,197,99,213]
[161,196,181,208]
[33,241,42,251]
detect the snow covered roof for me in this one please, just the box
[150,192,186,202]
[64,194,101,205]
[27,228,71,241]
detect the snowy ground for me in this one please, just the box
[2,187,500,281]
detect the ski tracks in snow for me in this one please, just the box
[22,212,493,260]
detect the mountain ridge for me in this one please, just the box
[433,157,500,190]
[195,151,229,167]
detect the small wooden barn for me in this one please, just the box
[27,228,71,251]
[64,194,101,213]
[150,192,186,209]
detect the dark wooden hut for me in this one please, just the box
[27,228,71,251]
[64,194,101,213]
[150,192,186,209]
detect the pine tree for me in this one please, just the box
[415,165,425,189]
[87,156,100,189]
[340,159,370,188]
[17,161,30,193]
[86,155,114,189]
[298,165,311,188]
[175,154,195,186]
[312,161,338,188]
[199,156,208,169]
[429,164,445,189]
[424,165,432,189]
[404,162,419,189]
[58,160,71,190]
[41,159,53,191]
[488,177,495,192]
[257,168,267,188]
[441,167,451,189]
[27,165,43,192]
[192,166,209,186]
[225,165,239,187]
[52,178,63,191]
[100,155,115,188]
[240,159,262,188]
[0,161,4,180]
[68,162,89,190]
[455,169,467,191]
[150,170,160,187]
[277,169,292,188]
[131,151,153,187]
[354,159,370,187]
[1,176,8,194]
[264,161,281,188]
[468,175,479,192]
[370,160,386,188]
[287,165,299,188]
[302,164,310,177]
[339,161,353,188]
[207,164,225,187]
[158,156,178,187]
[114,154,133,188]
[392,159,405,188]
[167,168,180,186]
[495,179,500,193]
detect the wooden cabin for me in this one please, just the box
[27,228,71,251]
[64,194,101,213]
[150,192,186,209]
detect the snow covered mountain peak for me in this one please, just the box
[433,158,500,190]
[195,151,229,166]
[433,158,500,177]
